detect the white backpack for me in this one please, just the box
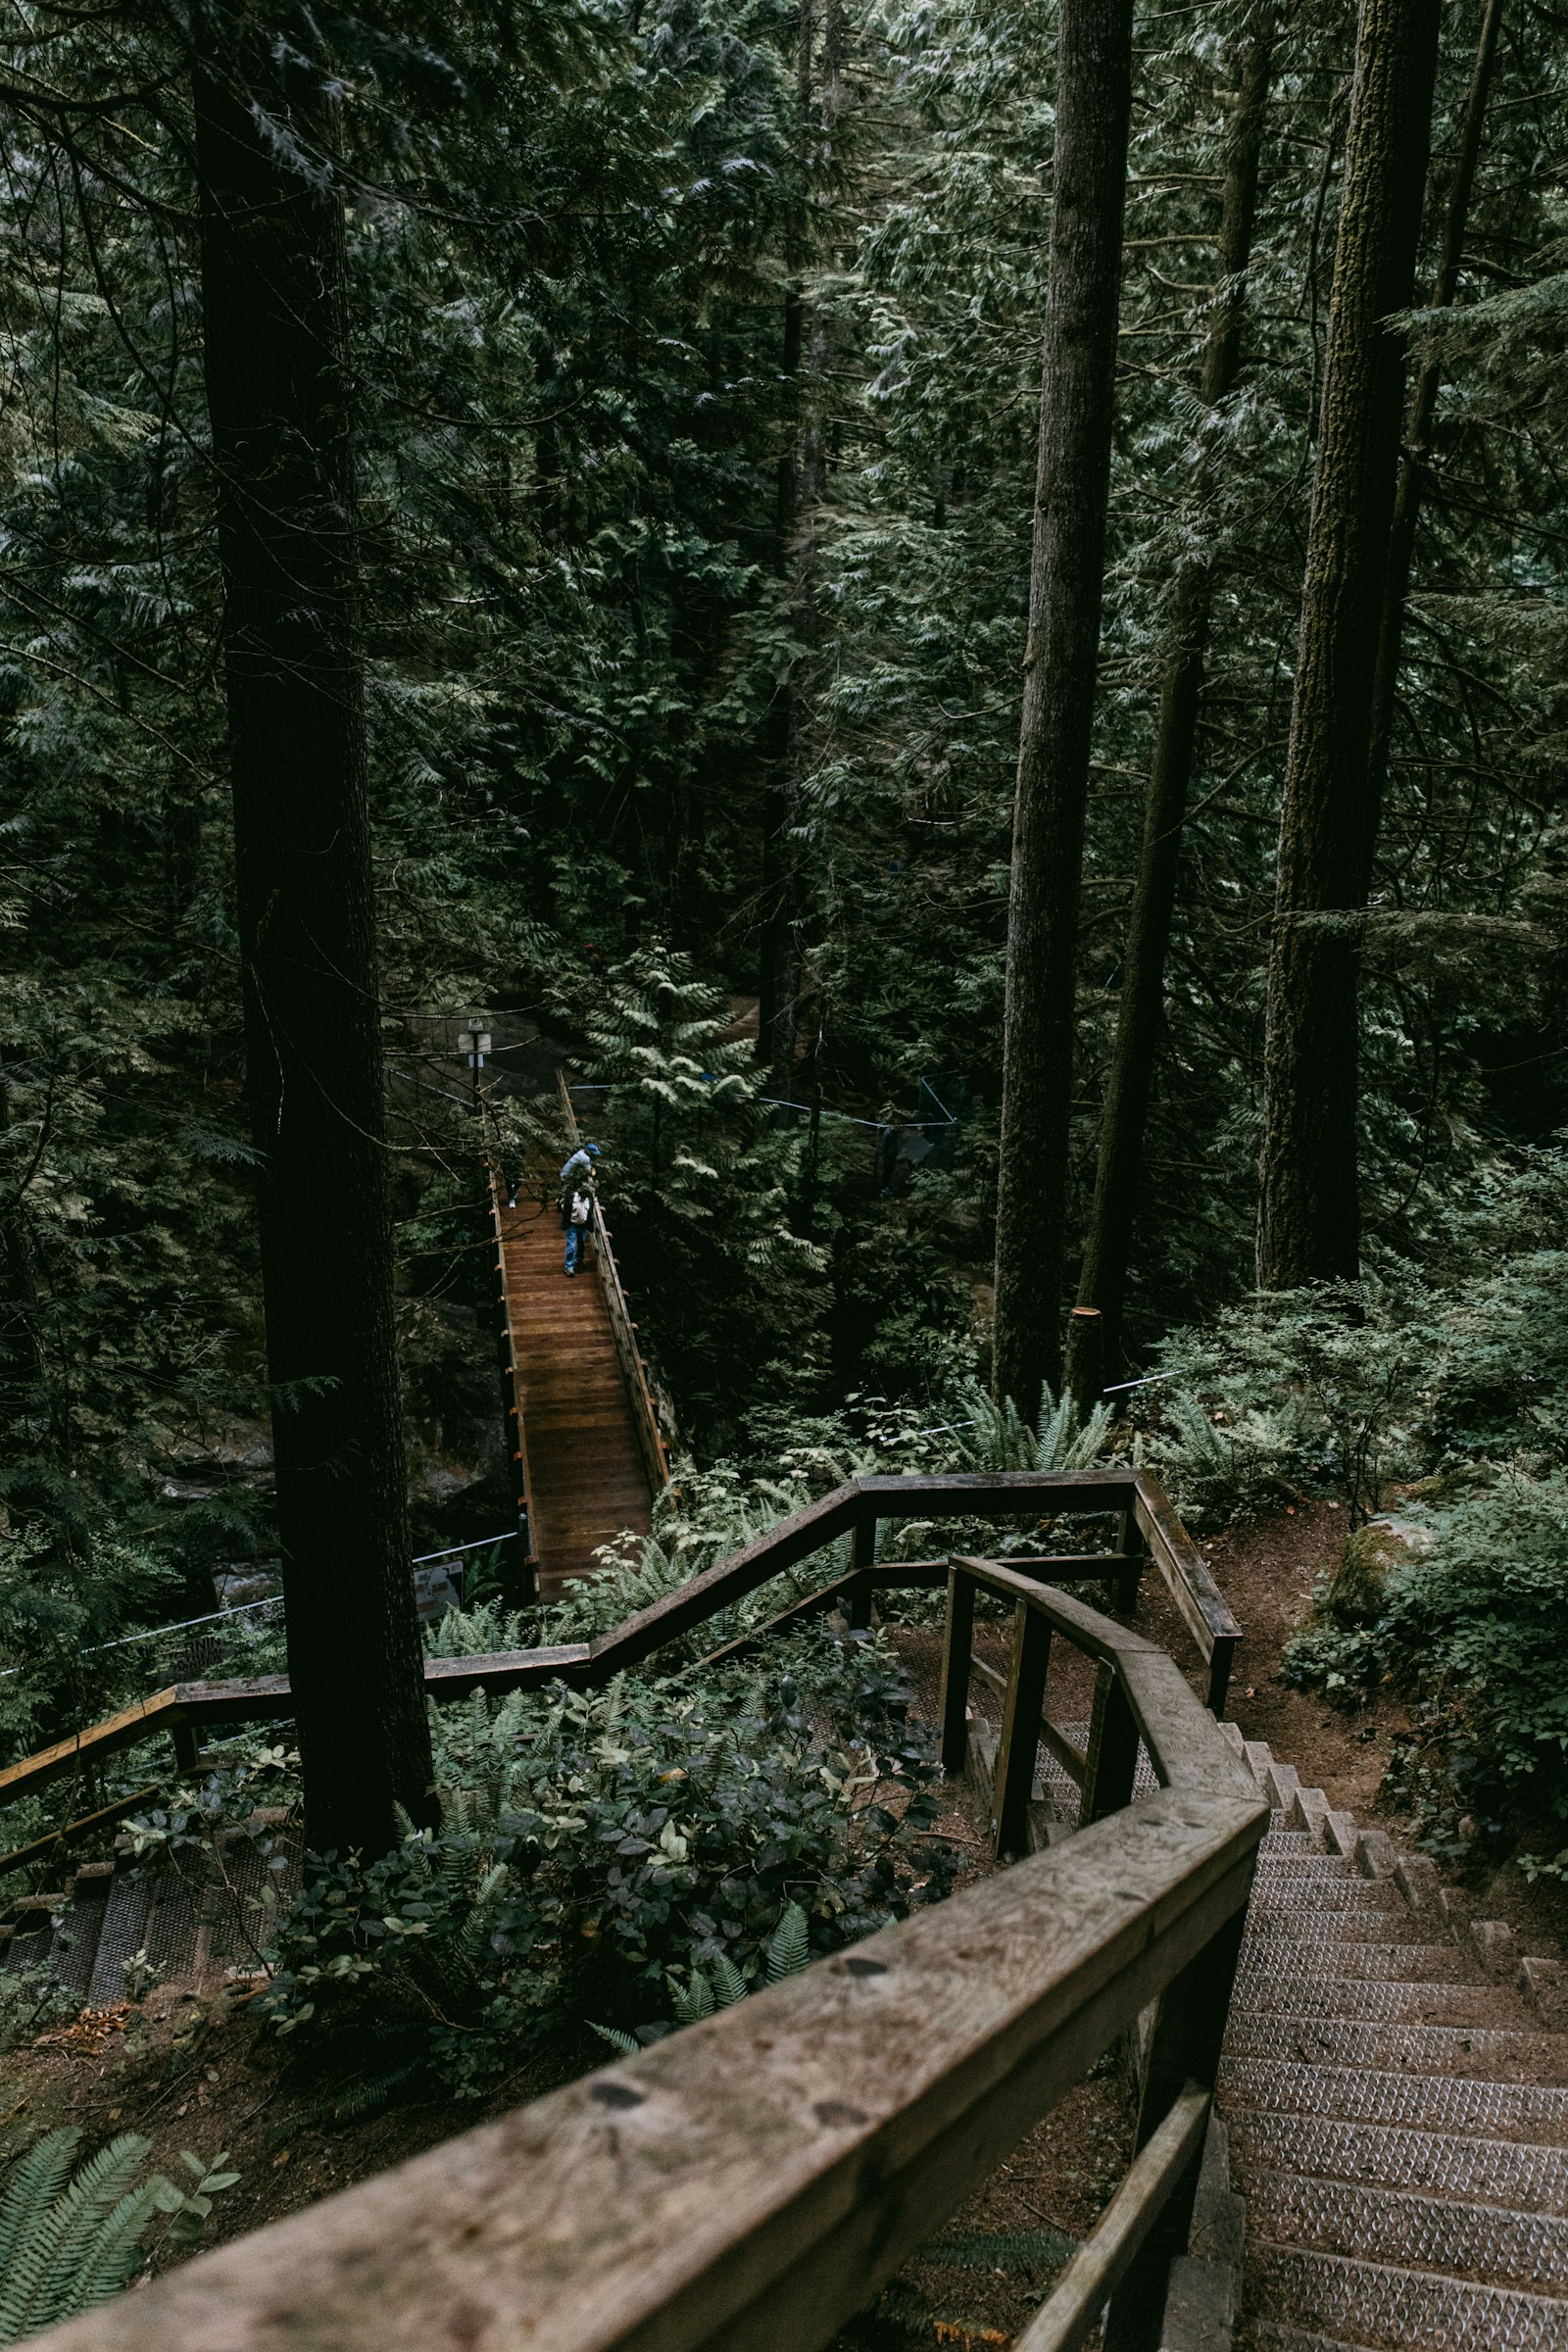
[569,1191,591,1226]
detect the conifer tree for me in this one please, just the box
[1256,0,1441,1289]
[1359,0,1504,897]
[1077,0,1274,1369]
[992,0,1137,1416]
[193,20,433,1855]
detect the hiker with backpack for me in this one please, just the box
[560,1141,600,1276]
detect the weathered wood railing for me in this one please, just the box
[43,1565,1264,2352]
[558,1069,671,1501]
[487,1160,541,1602]
[0,1471,1239,1851]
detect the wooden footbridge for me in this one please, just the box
[489,1081,669,1597]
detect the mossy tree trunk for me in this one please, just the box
[1359,0,1504,899]
[992,0,1136,1419]
[1076,3,1274,1372]
[194,38,434,1857]
[1255,0,1440,1290]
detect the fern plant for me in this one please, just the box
[0,2130,239,2343]
[956,1381,1110,1476]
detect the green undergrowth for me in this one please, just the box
[1131,1146,1568,1875]
[0,2130,240,2345]
[151,1615,962,2109]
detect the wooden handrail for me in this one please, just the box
[43,1578,1265,2352]
[487,1161,540,1601]
[556,1069,670,1498]
[1018,2083,1212,2352]
[0,1470,1240,1813]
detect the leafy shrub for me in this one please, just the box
[1143,1283,1440,1524]
[258,1627,957,2099]
[1284,1472,1568,1859]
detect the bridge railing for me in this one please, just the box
[487,1160,541,1602]
[0,1470,1239,1861]
[43,1563,1264,2352]
[557,1068,671,1501]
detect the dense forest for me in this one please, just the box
[1,0,1567,2319]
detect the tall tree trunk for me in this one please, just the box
[991,0,1135,1419]
[758,0,814,1093]
[1359,0,1503,897]
[193,44,433,1856]
[1255,0,1440,1290]
[1076,4,1274,1371]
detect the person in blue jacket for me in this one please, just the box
[560,1142,601,1275]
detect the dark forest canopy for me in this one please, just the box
[1,0,1566,1682]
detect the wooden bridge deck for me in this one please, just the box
[498,1190,654,1594]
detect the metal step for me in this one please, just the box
[1253,1855,1361,1884]
[1219,2058,1568,2143]
[1248,1881,1410,1919]
[1247,2165,1568,2293]
[1234,1974,1534,2029]
[47,1867,113,1997]
[1243,1901,1433,1944]
[1248,2243,1568,2350]
[1238,1936,1482,1985]
[1229,2113,1568,2219]
[1224,2013,1568,2082]
[86,1866,153,2006]
[1,1896,61,1974]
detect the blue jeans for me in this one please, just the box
[565,1220,589,1274]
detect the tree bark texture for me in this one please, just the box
[757,0,816,1093]
[992,0,1135,1419]
[1076,4,1273,1371]
[1255,0,1439,1290]
[1359,0,1503,899]
[193,49,434,1856]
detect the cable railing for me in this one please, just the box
[39,1492,1261,2352]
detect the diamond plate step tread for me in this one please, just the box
[1248,2244,1568,2351]
[1249,1887,1409,1921]
[1242,1903,1437,1944]
[1,1902,60,1975]
[47,1880,111,1997]
[1253,1856,1361,1883]
[1227,2112,1568,2217]
[1224,2013,1568,2082]
[1239,1937,1483,1985]
[1234,1975,1534,2030]
[87,1869,154,2006]
[1245,2165,1568,2293]
[1218,2059,1568,2144]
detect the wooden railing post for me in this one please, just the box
[170,1721,199,1776]
[992,1602,1052,1860]
[1081,1660,1140,1825]
[847,1509,875,1631]
[938,1566,976,1775]
[1062,1304,1104,1422]
[1102,1906,1250,2352]
[1115,1502,1147,1619]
